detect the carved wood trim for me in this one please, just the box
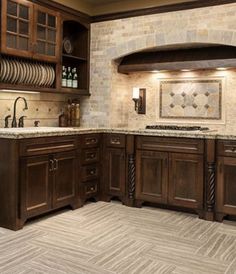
[206,163,216,212]
[128,154,135,199]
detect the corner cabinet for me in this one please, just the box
[102,134,126,203]
[1,0,61,62]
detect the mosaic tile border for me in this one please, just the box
[159,79,222,120]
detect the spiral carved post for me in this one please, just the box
[128,154,135,201]
[206,163,216,212]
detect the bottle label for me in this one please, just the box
[72,80,78,89]
[67,80,72,88]
[62,79,67,87]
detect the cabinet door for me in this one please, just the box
[1,0,33,57]
[53,151,77,208]
[168,153,203,209]
[136,150,168,204]
[33,4,60,62]
[20,155,52,219]
[216,157,236,215]
[104,148,126,196]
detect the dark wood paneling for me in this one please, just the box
[168,153,204,209]
[136,150,168,204]
[216,157,236,216]
[20,136,77,156]
[20,155,52,219]
[105,147,126,195]
[53,151,77,208]
[92,0,236,22]
[217,140,236,157]
[137,136,204,154]
[81,148,100,165]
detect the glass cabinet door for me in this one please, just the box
[33,5,60,62]
[1,0,33,57]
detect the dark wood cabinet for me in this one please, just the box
[1,0,60,61]
[135,136,204,214]
[79,134,100,204]
[168,153,204,209]
[1,0,34,57]
[20,150,77,221]
[102,134,126,202]
[33,4,61,62]
[53,151,77,208]
[215,140,236,221]
[20,155,52,219]
[136,150,168,204]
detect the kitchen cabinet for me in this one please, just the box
[1,0,60,62]
[80,134,101,204]
[102,134,126,203]
[136,150,168,204]
[20,149,77,222]
[216,140,236,221]
[135,136,204,213]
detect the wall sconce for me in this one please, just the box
[132,87,146,114]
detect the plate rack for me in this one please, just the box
[0,55,56,89]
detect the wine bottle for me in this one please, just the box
[67,67,73,88]
[62,66,67,87]
[72,68,78,89]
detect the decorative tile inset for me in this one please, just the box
[160,79,222,119]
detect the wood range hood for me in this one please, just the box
[118,45,236,73]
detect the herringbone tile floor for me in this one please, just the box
[0,202,236,274]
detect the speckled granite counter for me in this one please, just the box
[0,126,235,140]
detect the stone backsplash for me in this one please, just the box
[80,2,236,131]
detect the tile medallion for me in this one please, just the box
[160,79,222,120]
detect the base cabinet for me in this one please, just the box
[135,136,204,213]
[169,153,204,209]
[102,134,126,202]
[20,155,52,219]
[216,157,236,219]
[20,151,77,221]
[136,150,168,204]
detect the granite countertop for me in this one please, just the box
[0,126,235,140]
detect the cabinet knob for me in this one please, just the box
[49,159,54,172]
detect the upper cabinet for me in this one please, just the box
[0,0,90,95]
[33,5,60,62]
[1,0,61,62]
[1,0,34,58]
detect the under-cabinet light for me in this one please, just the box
[0,89,40,94]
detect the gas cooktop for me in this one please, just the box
[145,125,210,131]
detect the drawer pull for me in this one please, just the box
[49,159,54,172]
[225,148,236,153]
[110,138,121,145]
[88,153,95,159]
[89,169,96,175]
[90,187,95,191]
[86,138,97,145]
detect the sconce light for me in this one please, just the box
[132,87,146,114]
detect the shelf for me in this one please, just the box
[60,87,90,96]
[62,54,87,62]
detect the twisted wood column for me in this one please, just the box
[128,154,135,199]
[206,163,216,212]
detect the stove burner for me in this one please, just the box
[146,125,209,131]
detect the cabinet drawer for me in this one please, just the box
[217,140,236,157]
[136,136,204,154]
[106,134,126,148]
[81,148,100,165]
[81,134,100,148]
[82,165,99,182]
[20,137,77,157]
[84,181,98,196]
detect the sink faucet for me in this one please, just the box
[11,97,28,128]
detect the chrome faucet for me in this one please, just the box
[11,97,28,128]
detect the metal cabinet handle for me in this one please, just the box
[111,138,121,145]
[49,159,54,172]
[54,159,58,170]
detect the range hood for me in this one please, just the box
[118,45,236,73]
